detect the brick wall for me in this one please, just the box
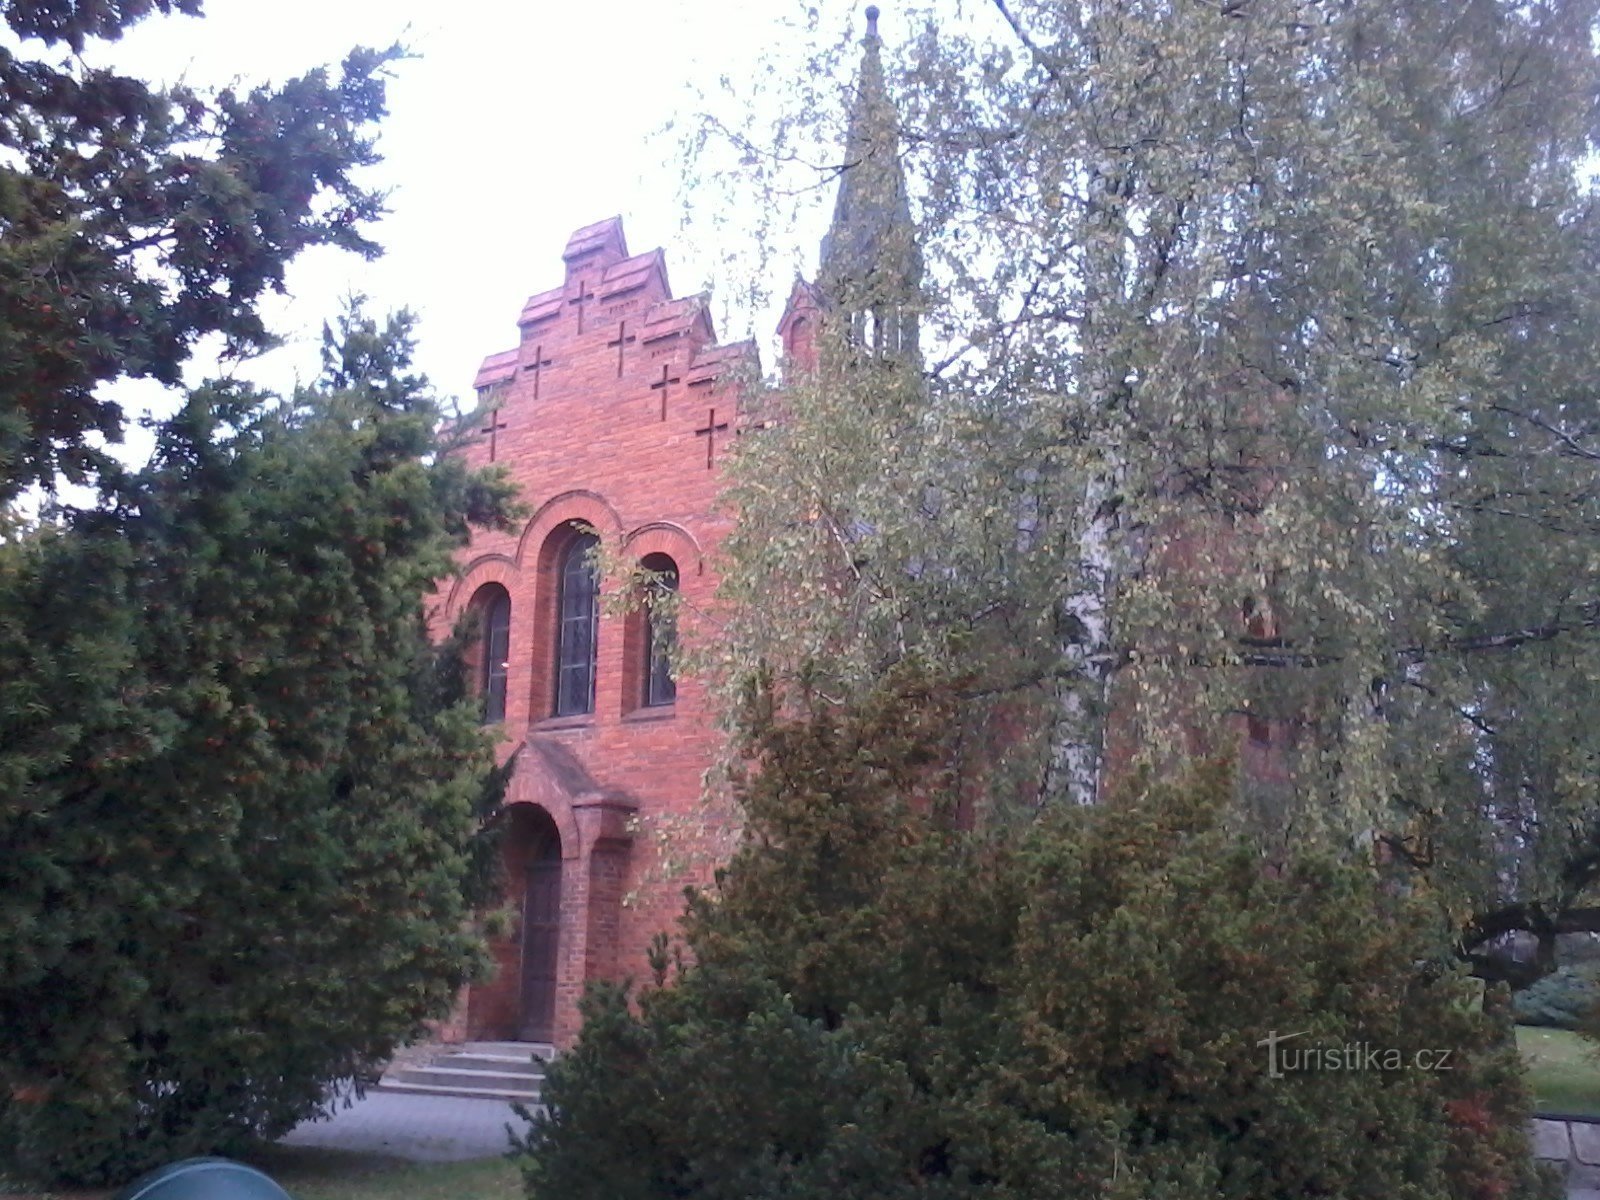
[432,218,1292,1050]
[431,217,753,1047]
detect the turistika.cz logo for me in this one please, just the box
[1256,1030,1454,1079]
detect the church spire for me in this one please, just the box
[817,4,921,363]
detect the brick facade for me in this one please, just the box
[427,8,1121,1050]
[432,216,755,1047]
[432,9,949,1048]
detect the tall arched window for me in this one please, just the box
[787,316,810,360]
[555,533,600,716]
[641,554,678,708]
[473,585,511,725]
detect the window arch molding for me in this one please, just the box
[444,556,520,729]
[442,552,517,620]
[513,490,624,570]
[786,315,811,360]
[620,521,701,571]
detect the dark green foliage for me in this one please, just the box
[0,0,398,502]
[0,309,518,1186]
[0,0,505,1183]
[1559,935,1600,967]
[519,669,1556,1200]
[1516,967,1600,1031]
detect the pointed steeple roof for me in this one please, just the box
[818,6,922,353]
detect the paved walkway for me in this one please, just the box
[1571,1167,1600,1200]
[1535,1117,1600,1199]
[280,1091,538,1162]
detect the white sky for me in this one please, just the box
[73,0,859,464]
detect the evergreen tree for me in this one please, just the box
[0,4,513,1181]
[0,308,518,1186]
[0,0,398,503]
[520,668,1556,1200]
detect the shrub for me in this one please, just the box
[515,669,1557,1200]
[0,314,515,1186]
[1515,966,1600,1030]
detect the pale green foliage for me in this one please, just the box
[693,0,1600,963]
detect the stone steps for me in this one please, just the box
[377,1041,553,1103]
[435,1053,546,1076]
[375,1078,541,1104]
[472,1041,557,1060]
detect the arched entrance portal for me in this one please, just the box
[508,805,562,1043]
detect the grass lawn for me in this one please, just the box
[248,1146,522,1200]
[0,1146,523,1200]
[1517,1024,1600,1118]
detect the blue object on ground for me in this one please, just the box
[111,1157,293,1200]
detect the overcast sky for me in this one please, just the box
[74,0,862,459]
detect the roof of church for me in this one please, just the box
[475,217,761,392]
[473,10,925,393]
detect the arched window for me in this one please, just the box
[641,554,678,707]
[473,585,511,725]
[787,316,810,360]
[554,533,600,716]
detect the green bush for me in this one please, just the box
[1517,965,1600,1030]
[0,314,515,1186]
[516,669,1556,1200]
[1558,935,1600,966]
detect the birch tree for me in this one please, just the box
[697,0,1600,975]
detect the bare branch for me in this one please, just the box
[1487,403,1600,462]
[990,0,1065,87]
[1463,903,1600,950]
[1217,600,1600,670]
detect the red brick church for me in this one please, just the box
[429,11,909,1049]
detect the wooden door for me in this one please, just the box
[519,851,561,1042]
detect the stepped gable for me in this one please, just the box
[686,339,758,389]
[598,248,668,301]
[518,286,564,329]
[639,292,714,348]
[562,215,628,270]
[473,217,688,402]
[473,348,519,390]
